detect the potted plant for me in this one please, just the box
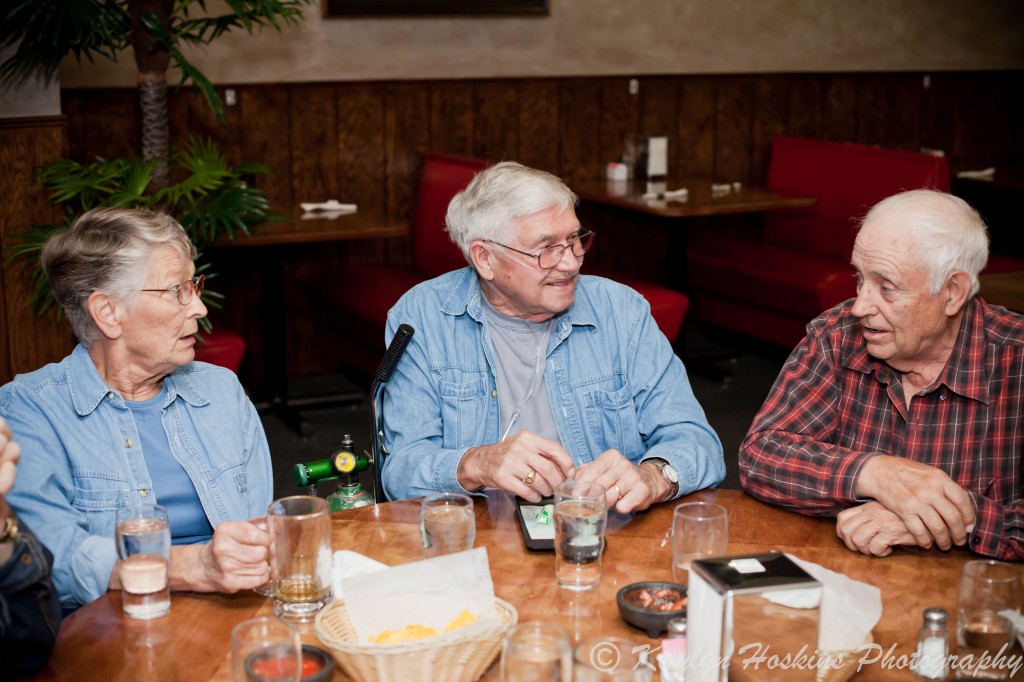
[1,0,313,322]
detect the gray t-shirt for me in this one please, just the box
[481,295,560,444]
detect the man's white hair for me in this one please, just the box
[859,189,989,297]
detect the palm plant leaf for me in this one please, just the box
[0,0,131,85]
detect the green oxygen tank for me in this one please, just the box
[324,435,373,512]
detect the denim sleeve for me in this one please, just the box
[381,309,473,501]
[0,517,62,676]
[239,384,274,518]
[2,392,118,610]
[628,295,726,496]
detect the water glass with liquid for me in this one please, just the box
[116,504,171,620]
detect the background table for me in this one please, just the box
[572,176,817,219]
[213,208,408,434]
[38,488,985,681]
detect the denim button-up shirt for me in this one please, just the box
[1,345,272,610]
[381,268,724,500]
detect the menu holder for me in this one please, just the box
[513,496,555,551]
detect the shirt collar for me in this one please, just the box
[66,343,211,415]
[840,297,988,402]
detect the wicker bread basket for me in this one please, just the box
[314,597,518,682]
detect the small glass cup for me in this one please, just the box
[115,504,171,620]
[554,479,608,591]
[231,616,301,682]
[420,492,476,558]
[501,621,572,682]
[573,636,653,681]
[671,502,728,584]
[957,560,1021,680]
[267,496,333,622]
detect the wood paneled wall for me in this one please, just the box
[0,117,76,385]
[10,70,1023,382]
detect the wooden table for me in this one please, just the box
[571,176,817,219]
[38,488,985,681]
[213,208,408,434]
[981,271,1024,313]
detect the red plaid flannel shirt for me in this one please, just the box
[740,297,1024,559]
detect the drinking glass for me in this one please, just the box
[501,621,572,682]
[957,560,1021,680]
[116,504,171,620]
[554,479,608,591]
[573,636,653,681]
[231,616,301,682]
[267,496,333,622]
[671,502,728,584]
[420,492,476,558]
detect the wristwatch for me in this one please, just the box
[645,458,679,502]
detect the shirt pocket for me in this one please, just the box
[439,376,489,449]
[71,471,129,536]
[583,381,644,460]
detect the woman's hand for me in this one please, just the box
[170,520,271,593]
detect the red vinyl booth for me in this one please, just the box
[688,137,954,349]
[332,153,689,375]
[193,328,246,373]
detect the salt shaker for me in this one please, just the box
[912,607,949,681]
[658,617,687,682]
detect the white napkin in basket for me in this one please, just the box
[341,547,498,643]
[332,550,389,601]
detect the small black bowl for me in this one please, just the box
[244,643,334,682]
[616,581,687,638]
[299,644,333,682]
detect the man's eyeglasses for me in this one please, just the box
[140,274,205,305]
[485,230,595,270]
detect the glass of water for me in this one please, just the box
[115,504,171,620]
[501,621,571,682]
[420,492,476,558]
[554,479,607,591]
[671,501,728,584]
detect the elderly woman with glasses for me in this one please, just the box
[0,208,272,612]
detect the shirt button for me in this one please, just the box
[124,439,133,448]
[939,392,947,401]
[491,390,497,398]
[107,392,115,400]
[21,553,32,566]
[140,489,149,498]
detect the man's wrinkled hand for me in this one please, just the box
[836,501,917,556]
[856,455,974,550]
[457,431,574,501]
[574,450,661,514]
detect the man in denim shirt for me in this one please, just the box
[382,162,724,512]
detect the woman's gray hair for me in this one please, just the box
[446,161,578,258]
[41,207,197,347]
[860,189,989,297]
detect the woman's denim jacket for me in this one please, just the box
[1,345,272,610]
[381,268,725,500]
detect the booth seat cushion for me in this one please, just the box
[689,240,855,321]
[194,329,246,373]
[334,266,429,328]
[588,268,689,342]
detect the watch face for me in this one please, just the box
[663,464,679,483]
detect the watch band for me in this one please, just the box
[646,458,680,502]
[0,510,19,543]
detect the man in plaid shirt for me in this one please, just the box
[739,189,1024,560]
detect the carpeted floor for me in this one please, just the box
[260,334,788,501]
